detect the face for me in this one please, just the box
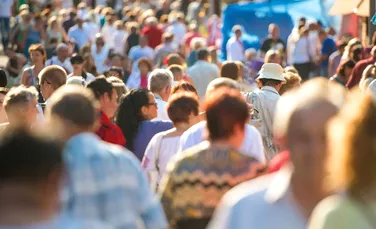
[287,103,337,182]
[57,47,69,60]
[235,30,242,39]
[141,93,158,120]
[103,89,119,118]
[344,66,354,77]
[72,62,83,72]
[271,27,279,39]
[24,99,39,125]
[139,63,149,75]
[30,50,43,64]
[112,56,122,67]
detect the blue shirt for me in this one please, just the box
[133,121,173,161]
[62,133,168,229]
[68,25,90,49]
[321,37,336,67]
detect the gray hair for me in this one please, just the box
[3,85,38,112]
[148,69,173,93]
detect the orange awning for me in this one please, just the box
[329,0,371,17]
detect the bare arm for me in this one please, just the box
[20,69,30,86]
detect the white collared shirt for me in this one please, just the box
[226,36,245,61]
[154,95,170,121]
[46,56,73,74]
[178,121,266,163]
[208,166,306,229]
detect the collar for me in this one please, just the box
[261,86,280,95]
[265,165,293,203]
[154,93,163,101]
[100,111,112,125]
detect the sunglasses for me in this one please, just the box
[71,60,84,65]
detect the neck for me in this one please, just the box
[0,185,56,226]
[211,138,239,150]
[174,122,191,133]
[34,62,44,70]
[73,69,82,75]
[290,171,327,218]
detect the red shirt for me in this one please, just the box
[268,150,290,173]
[96,112,126,146]
[184,32,202,49]
[141,26,163,49]
[140,75,148,88]
[346,57,376,89]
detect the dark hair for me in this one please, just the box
[0,69,7,87]
[204,89,249,141]
[39,65,67,90]
[0,87,9,95]
[197,48,209,60]
[110,53,124,61]
[338,59,356,76]
[220,61,239,80]
[86,77,114,100]
[115,88,150,151]
[168,64,184,75]
[107,66,124,78]
[0,129,62,183]
[137,58,153,72]
[259,78,283,87]
[70,54,84,64]
[167,93,199,124]
[166,53,184,66]
[171,81,198,95]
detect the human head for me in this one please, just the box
[107,76,128,103]
[139,36,148,47]
[232,25,243,39]
[114,20,124,30]
[171,81,198,95]
[168,64,184,81]
[197,48,209,61]
[145,16,158,27]
[86,77,118,119]
[318,30,327,43]
[70,54,85,74]
[56,43,69,61]
[220,61,239,81]
[162,32,174,44]
[39,66,67,101]
[0,69,7,87]
[279,72,302,95]
[264,50,281,65]
[337,59,356,79]
[359,64,376,91]
[205,78,239,97]
[148,69,173,101]
[110,54,124,67]
[46,86,99,140]
[274,78,346,185]
[245,48,257,61]
[204,88,249,149]
[115,88,157,151]
[336,40,347,55]
[166,53,184,67]
[284,66,299,74]
[327,92,376,200]
[256,63,285,91]
[3,86,39,126]
[95,34,105,47]
[350,44,364,63]
[0,129,63,214]
[137,58,153,75]
[167,92,199,126]
[190,37,206,51]
[29,44,47,65]
[269,24,279,40]
[66,76,86,87]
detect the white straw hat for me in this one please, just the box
[257,63,286,82]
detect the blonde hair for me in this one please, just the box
[4,85,38,113]
[327,92,376,200]
[279,72,302,95]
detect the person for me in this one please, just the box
[156,0,171,20]
[126,58,153,89]
[329,59,356,87]
[148,69,173,121]
[154,32,177,66]
[0,0,12,52]
[47,16,68,45]
[83,12,100,44]
[113,20,128,55]
[159,88,266,229]
[328,40,347,78]
[292,27,315,81]
[66,76,86,87]
[107,76,128,103]
[129,36,155,73]
[279,72,302,95]
[168,64,185,82]
[187,48,219,100]
[346,46,376,89]
[166,13,187,49]
[91,34,110,74]
[179,78,265,163]
[308,92,376,229]
[319,30,336,77]
[264,50,282,65]
[141,17,163,49]
[245,48,264,83]
[68,54,96,83]
[82,53,97,76]
[125,23,140,55]
[39,65,67,106]
[220,61,239,81]
[183,23,202,55]
[142,92,200,188]
[226,25,245,61]
[101,16,116,50]
[23,14,45,58]
[20,44,46,87]
[260,24,286,58]
[45,86,167,229]
[286,17,306,66]
[208,78,346,229]
[62,10,76,33]
[170,81,198,95]
[115,88,173,161]
[2,86,39,131]
[86,77,125,146]
[186,37,206,67]
[359,64,376,91]
[68,17,90,49]
[245,63,286,160]
[46,43,73,74]
[0,129,114,228]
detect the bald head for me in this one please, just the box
[206,78,239,96]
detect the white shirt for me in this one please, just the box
[129,45,155,73]
[208,166,306,229]
[178,121,266,163]
[287,28,300,65]
[46,56,73,74]
[0,0,13,17]
[67,72,96,83]
[154,96,170,121]
[166,22,187,47]
[84,22,100,43]
[292,37,314,64]
[68,25,90,49]
[113,30,128,55]
[91,45,110,74]
[126,72,150,89]
[102,24,116,49]
[187,60,219,100]
[226,36,244,61]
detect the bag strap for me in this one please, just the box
[154,128,176,173]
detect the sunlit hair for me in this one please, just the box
[3,85,38,113]
[29,44,47,64]
[279,72,301,95]
[167,92,199,124]
[171,81,198,95]
[327,92,376,200]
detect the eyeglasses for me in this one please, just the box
[71,61,83,65]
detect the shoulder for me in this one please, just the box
[182,121,206,137]
[142,120,174,131]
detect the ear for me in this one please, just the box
[140,105,148,117]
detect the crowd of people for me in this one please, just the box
[0,0,376,229]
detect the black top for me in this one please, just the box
[260,37,286,54]
[126,33,140,55]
